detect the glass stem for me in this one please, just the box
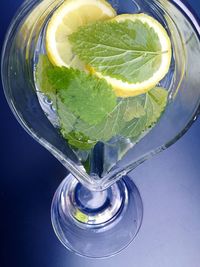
[89,142,105,178]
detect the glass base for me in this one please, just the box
[51,174,143,258]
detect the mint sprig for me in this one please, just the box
[36,55,168,150]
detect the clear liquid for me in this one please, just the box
[33,0,175,177]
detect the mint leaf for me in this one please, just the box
[56,97,77,134]
[74,100,129,141]
[35,55,56,101]
[120,87,168,139]
[123,99,145,121]
[69,20,164,83]
[47,67,117,125]
[73,96,146,141]
[62,131,97,150]
[74,87,168,142]
[57,98,97,150]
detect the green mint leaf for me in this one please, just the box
[47,67,117,125]
[35,55,56,100]
[120,87,168,139]
[74,100,129,141]
[35,56,96,149]
[56,97,77,134]
[145,87,168,129]
[69,20,163,83]
[74,87,168,142]
[123,99,146,121]
[57,98,97,150]
[63,132,97,150]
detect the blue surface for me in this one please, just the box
[1,1,200,267]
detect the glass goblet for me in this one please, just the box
[1,0,200,258]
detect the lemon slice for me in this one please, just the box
[92,14,172,97]
[46,0,116,69]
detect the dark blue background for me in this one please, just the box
[1,1,200,267]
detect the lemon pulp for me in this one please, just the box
[46,0,116,69]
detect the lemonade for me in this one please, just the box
[35,0,171,172]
